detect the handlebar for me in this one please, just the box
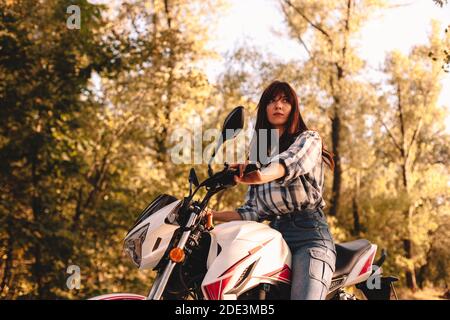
[201,163,260,228]
[201,162,260,190]
[181,162,261,229]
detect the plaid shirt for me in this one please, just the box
[236,130,326,222]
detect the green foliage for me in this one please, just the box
[0,0,448,299]
[0,0,125,299]
[0,0,220,299]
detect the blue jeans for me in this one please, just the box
[270,208,336,300]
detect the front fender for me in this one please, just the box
[88,293,146,300]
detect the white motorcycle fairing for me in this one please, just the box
[200,221,379,300]
[138,199,182,270]
[341,244,377,288]
[126,199,182,270]
[201,221,291,300]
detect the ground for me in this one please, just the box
[396,287,448,300]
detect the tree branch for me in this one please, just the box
[281,0,333,46]
[279,1,311,57]
[379,118,403,154]
[164,0,172,29]
[405,118,423,161]
[341,0,352,73]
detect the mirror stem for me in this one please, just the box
[208,164,213,177]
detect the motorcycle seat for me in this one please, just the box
[333,239,372,278]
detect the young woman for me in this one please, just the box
[206,80,336,300]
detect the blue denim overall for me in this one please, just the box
[269,207,336,300]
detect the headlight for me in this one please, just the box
[124,224,149,267]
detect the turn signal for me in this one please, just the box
[169,248,185,263]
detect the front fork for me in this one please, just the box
[147,211,199,300]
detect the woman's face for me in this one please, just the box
[266,93,292,130]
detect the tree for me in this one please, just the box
[0,0,222,298]
[0,0,124,298]
[430,0,450,72]
[371,23,449,290]
[278,0,386,218]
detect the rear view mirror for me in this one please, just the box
[220,106,244,141]
[208,106,245,176]
[189,168,199,187]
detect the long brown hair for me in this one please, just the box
[253,80,334,170]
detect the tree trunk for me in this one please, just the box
[31,138,45,299]
[352,197,361,236]
[155,3,175,164]
[329,111,341,216]
[403,238,418,291]
[32,244,45,299]
[400,160,417,291]
[416,264,427,289]
[0,217,14,296]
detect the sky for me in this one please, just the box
[206,0,450,111]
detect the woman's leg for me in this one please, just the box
[290,244,336,300]
[271,210,336,300]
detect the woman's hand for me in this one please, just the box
[230,160,263,185]
[234,170,263,185]
[229,160,248,178]
[203,207,215,230]
[205,208,243,222]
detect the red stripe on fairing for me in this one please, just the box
[207,280,221,300]
[264,264,291,283]
[219,238,273,277]
[203,238,274,300]
[277,265,291,282]
[264,266,284,277]
[205,286,213,300]
[204,276,232,300]
[358,251,376,276]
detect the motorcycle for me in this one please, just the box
[90,106,398,300]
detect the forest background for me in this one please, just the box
[0,0,449,299]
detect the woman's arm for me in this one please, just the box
[205,184,258,222]
[233,162,286,185]
[271,131,322,184]
[209,209,242,222]
[236,131,322,186]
